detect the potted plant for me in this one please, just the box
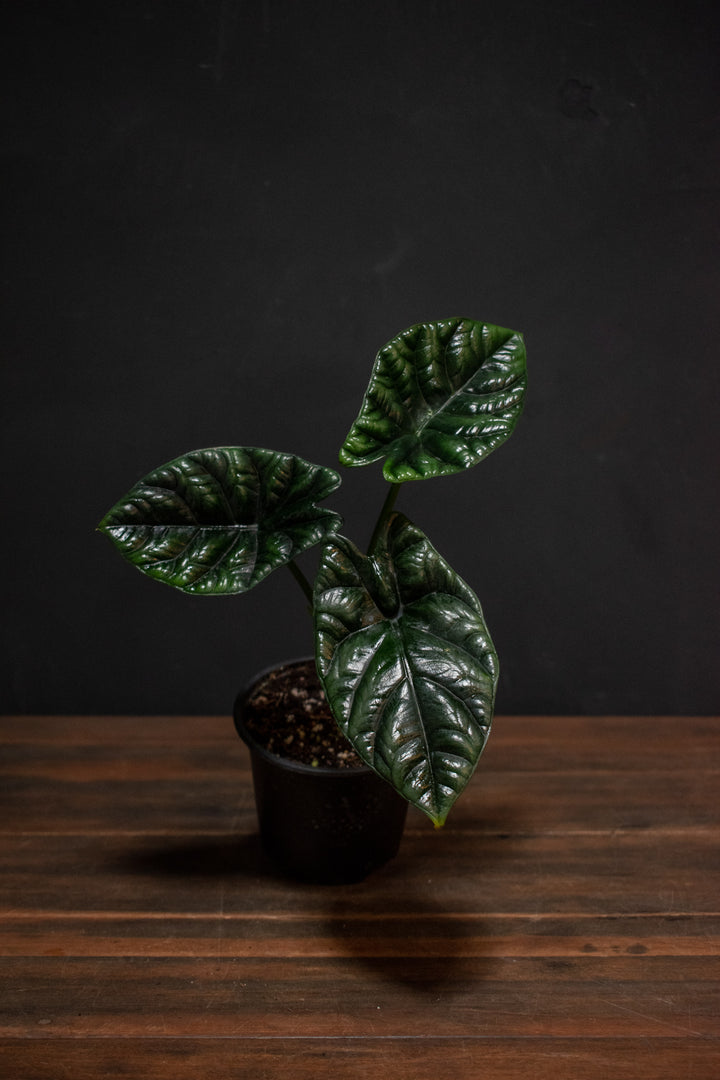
[99,317,527,882]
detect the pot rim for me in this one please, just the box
[234,656,378,780]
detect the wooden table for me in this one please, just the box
[1,714,718,1078]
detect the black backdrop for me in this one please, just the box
[2,0,718,715]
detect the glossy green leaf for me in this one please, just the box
[314,513,498,825]
[99,447,342,595]
[340,317,527,482]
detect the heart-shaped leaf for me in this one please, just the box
[340,317,527,482]
[99,447,342,595]
[314,513,498,825]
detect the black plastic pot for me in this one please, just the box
[234,660,408,884]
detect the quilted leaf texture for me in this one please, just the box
[340,317,527,482]
[99,447,342,595]
[315,513,498,825]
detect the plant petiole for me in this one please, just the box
[367,481,402,556]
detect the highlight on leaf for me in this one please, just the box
[98,447,342,595]
[340,317,527,482]
[314,512,498,825]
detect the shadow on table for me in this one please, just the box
[112,801,524,992]
[113,833,273,878]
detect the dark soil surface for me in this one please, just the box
[242,659,364,769]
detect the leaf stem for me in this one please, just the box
[367,482,402,556]
[286,559,314,609]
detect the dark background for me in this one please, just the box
[2,0,718,716]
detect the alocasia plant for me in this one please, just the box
[99,317,527,826]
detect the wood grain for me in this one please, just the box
[2,1038,719,1080]
[1,714,718,1078]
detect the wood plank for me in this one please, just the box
[2,770,718,834]
[1,955,718,1038]
[1,830,718,915]
[0,716,237,747]
[1,1037,718,1080]
[0,779,258,833]
[2,913,718,959]
[3,715,719,770]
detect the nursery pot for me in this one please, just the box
[234,659,408,884]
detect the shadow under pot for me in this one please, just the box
[234,658,408,885]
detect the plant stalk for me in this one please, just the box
[367,482,402,556]
[286,559,314,609]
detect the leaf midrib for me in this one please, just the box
[409,331,519,441]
